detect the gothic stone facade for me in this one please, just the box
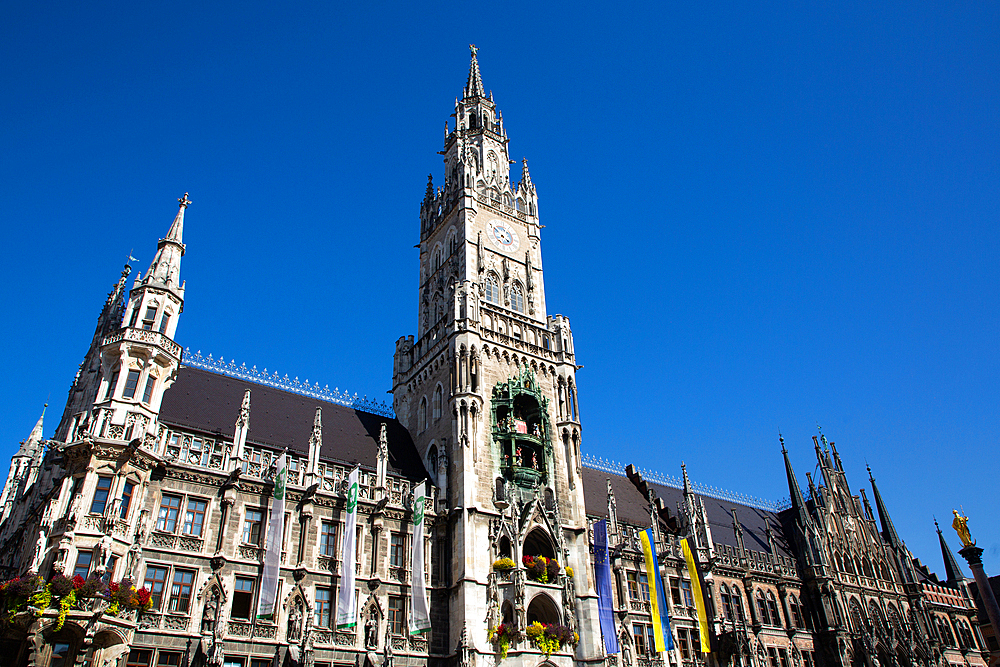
[0,50,989,667]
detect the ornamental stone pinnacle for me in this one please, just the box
[178,192,192,208]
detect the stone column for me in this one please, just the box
[958,545,1000,644]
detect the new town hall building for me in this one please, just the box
[0,50,990,667]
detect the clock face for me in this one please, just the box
[487,219,520,251]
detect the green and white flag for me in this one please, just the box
[336,466,360,629]
[257,452,286,620]
[408,481,431,635]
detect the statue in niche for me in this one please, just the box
[365,614,379,650]
[202,588,220,634]
[486,573,501,628]
[287,598,303,642]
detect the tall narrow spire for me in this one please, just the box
[868,465,903,549]
[936,518,967,585]
[464,44,485,99]
[144,193,189,289]
[782,435,810,527]
[19,405,46,457]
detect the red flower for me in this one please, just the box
[72,575,85,590]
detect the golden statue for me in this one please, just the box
[952,509,975,547]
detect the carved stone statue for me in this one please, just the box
[383,626,394,667]
[93,534,113,572]
[202,588,220,634]
[365,614,379,650]
[288,599,303,642]
[952,510,974,547]
[486,573,501,628]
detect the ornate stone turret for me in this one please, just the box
[89,194,189,446]
[54,264,132,442]
[0,407,46,524]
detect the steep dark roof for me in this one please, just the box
[582,466,792,558]
[160,366,428,480]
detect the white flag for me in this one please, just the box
[336,467,360,629]
[257,452,286,620]
[408,481,431,635]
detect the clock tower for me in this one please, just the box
[392,47,598,666]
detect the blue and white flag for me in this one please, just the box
[594,520,620,654]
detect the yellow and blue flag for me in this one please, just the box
[639,529,674,652]
[682,537,711,653]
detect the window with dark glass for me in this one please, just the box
[315,587,332,627]
[231,577,255,619]
[157,652,182,667]
[243,509,263,545]
[766,591,782,627]
[142,305,158,330]
[681,579,693,606]
[142,375,156,404]
[157,494,181,532]
[388,595,405,635]
[90,475,113,514]
[632,623,648,655]
[670,578,682,606]
[119,481,135,520]
[158,313,170,333]
[104,369,120,400]
[123,370,141,399]
[390,533,406,568]
[104,555,118,582]
[250,660,271,667]
[126,649,154,667]
[183,499,207,537]
[144,565,169,610]
[169,569,195,613]
[677,628,692,659]
[320,522,337,557]
[74,550,93,579]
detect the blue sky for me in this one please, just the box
[3,1,998,574]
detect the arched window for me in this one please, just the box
[418,397,427,433]
[433,385,442,421]
[719,584,733,621]
[757,590,770,626]
[789,595,803,628]
[766,591,782,628]
[731,586,745,623]
[427,445,438,480]
[511,283,525,313]
[485,273,500,304]
[449,232,458,255]
[526,594,560,626]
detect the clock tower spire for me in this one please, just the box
[393,49,596,667]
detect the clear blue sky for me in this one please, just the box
[3,1,998,574]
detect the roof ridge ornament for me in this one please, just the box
[182,348,395,419]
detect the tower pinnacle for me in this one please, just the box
[936,517,968,585]
[144,193,189,290]
[464,45,485,99]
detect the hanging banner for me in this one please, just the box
[593,520,620,654]
[639,529,674,653]
[257,452,287,620]
[408,481,432,634]
[682,537,712,653]
[336,466,360,629]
